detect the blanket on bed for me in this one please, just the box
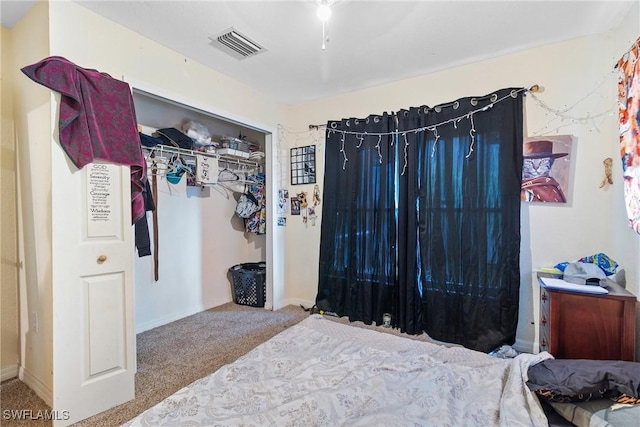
[124,314,551,426]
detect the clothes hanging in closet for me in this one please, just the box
[21,56,147,223]
[245,173,266,234]
[134,179,156,257]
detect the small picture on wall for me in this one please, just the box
[291,197,301,215]
[521,135,574,203]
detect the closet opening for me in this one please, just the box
[129,84,276,337]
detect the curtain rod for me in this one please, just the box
[308,85,540,130]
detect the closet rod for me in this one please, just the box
[141,144,261,168]
[308,84,541,129]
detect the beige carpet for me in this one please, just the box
[0,303,308,427]
[1,303,439,426]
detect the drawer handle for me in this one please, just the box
[541,316,547,326]
[97,255,107,263]
[541,293,548,301]
[540,339,547,348]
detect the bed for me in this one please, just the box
[123,314,639,426]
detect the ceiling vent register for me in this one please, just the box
[209,28,266,60]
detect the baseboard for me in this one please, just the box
[19,366,53,407]
[135,298,232,334]
[1,364,18,382]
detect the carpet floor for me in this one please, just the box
[0,302,308,427]
[0,302,441,426]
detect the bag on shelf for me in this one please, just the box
[155,128,194,150]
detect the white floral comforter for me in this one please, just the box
[124,315,551,427]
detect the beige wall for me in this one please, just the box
[10,0,53,395]
[1,25,20,380]
[283,14,640,350]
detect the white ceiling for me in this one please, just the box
[2,1,637,105]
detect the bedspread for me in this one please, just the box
[124,315,551,426]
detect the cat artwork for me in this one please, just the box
[521,139,569,203]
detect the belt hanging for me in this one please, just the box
[151,158,159,281]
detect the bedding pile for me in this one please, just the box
[123,314,551,426]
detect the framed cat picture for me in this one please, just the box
[521,135,575,203]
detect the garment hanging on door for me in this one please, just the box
[21,56,147,223]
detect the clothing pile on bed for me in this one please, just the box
[527,358,640,427]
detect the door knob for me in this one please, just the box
[97,255,107,263]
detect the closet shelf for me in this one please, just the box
[141,144,262,168]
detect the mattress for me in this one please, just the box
[123,314,552,426]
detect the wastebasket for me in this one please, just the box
[228,262,266,307]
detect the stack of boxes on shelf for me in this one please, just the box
[217,136,260,159]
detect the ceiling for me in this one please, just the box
[2,1,636,105]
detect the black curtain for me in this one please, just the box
[316,114,398,326]
[317,88,524,351]
[398,88,524,352]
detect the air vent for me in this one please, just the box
[209,28,266,60]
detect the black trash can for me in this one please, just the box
[228,262,266,307]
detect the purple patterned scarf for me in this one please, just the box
[21,56,146,223]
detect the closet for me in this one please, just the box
[131,87,271,333]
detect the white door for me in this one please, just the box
[51,136,135,425]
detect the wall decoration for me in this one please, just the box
[600,157,613,189]
[277,217,286,226]
[617,36,640,233]
[521,135,574,203]
[308,206,317,226]
[291,197,301,215]
[290,145,316,185]
[277,189,289,214]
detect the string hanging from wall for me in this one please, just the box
[528,69,618,136]
[324,87,530,173]
[278,54,633,174]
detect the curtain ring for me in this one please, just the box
[510,90,518,98]
[404,110,409,117]
[346,120,351,126]
[423,107,428,114]
[355,119,360,125]
[365,117,370,124]
[470,98,478,106]
[374,116,380,123]
[330,122,337,129]
[435,106,442,113]
[452,101,459,110]
[490,94,498,102]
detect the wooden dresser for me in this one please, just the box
[538,273,637,361]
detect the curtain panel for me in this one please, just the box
[317,88,524,352]
[398,89,524,352]
[316,114,398,326]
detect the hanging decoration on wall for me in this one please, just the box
[277,189,289,214]
[313,184,321,206]
[290,145,316,185]
[617,35,640,234]
[291,196,301,215]
[297,191,309,226]
[600,157,614,189]
[521,135,574,204]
